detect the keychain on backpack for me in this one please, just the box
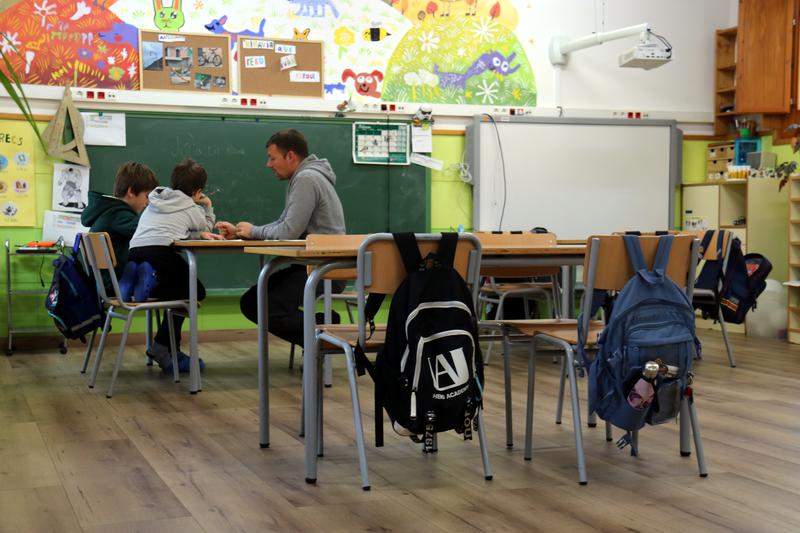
[424,411,436,453]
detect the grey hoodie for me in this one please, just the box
[251,155,346,240]
[129,187,216,248]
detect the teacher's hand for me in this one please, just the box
[236,222,254,239]
[214,221,237,239]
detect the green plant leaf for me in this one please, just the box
[0,32,46,150]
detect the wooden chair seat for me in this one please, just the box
[317,324,387,350]
[499,319,605,346]
[480,282,553,294]
[106,297,196,309]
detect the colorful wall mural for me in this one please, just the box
[0,0,537,106]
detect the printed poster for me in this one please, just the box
[0,120,36,227]
[52,163,90,212]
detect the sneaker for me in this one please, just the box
[134,261,158,302]
[163,352,205,374]
[118,261,138,302]
[145,341,172,368]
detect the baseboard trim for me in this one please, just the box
[2,328,260,354]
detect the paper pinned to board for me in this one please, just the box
[42,210,88,246]
[81,112,126,146]
[411,123,433,153]
[409,152,443,171]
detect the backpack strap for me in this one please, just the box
[623,234,673,284]
[652,234,674,275]
[393,232,424,274]
[698,230,713,257]
[436,232,458,268]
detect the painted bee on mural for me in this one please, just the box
[363,22,390,42]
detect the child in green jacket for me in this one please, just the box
[81,162,159,276]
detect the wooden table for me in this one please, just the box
[173,239,305,393]
[244,240,586,485]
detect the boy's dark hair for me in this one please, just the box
[266,129,309,159]
[171,158,208,196]
[113,162,158,198]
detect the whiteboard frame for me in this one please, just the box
[466,115,682,239]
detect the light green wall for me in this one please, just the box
[5,129,794,339]
[430,135,472,232]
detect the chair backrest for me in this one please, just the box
[583,234,698,292]
[688,229,731,261]
[358,233,482,295]
[306,234,367,281]
[355,232,482,343]
[474,231,560,277]
[82,232,120,303]
[578,234,699,346]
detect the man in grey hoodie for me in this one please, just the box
[216,129,346,347]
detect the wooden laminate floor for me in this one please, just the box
[0,330,798,532]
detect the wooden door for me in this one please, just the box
[736,0,796,113]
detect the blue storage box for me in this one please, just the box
[734,138,761,165]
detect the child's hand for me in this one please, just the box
[215,221,237,239]
[199,231,224,241]
[192,190,212,207]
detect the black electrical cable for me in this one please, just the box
[482,113,507,231]
[649,30,673,58]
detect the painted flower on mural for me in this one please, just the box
[334,26,355,46]
[108,66,124,81]
[33,0,57,28]
[418,30,439,54]
[77,48,92,59]
[383,17,536,106]
[470,17,498,44]
[0,32,20,56]
[475,79,498,104]
[127,64,137,78]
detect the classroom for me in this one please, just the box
[1,0,798,531]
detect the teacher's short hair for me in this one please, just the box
[113,161,158,198]
[266,129,309,158]
[171,158,208,196]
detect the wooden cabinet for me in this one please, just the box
[736,0,796,114]
[714,27,738,136]
[788,176,800,343]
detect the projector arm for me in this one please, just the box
[550,23,650,65]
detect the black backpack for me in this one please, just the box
[45,236,105,342]
[694,230,772,324]
[355,233,483,452]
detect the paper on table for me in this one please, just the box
[42,210,88,246]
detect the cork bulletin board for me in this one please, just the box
[238,37,324,97]
[139,30,231,93]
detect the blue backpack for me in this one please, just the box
[584,235,699,449]
[45,236,105,342]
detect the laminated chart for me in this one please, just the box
[352,122,410,165]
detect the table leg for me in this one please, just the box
[186,250,201,394]
[258,257,290,449]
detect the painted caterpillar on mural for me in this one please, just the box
[433,50,520,90]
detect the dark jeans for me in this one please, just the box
[128,246,206,349]
[240,264,343,348]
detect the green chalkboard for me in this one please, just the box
[85,113,430,291]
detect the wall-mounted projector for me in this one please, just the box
[619,43,672,70]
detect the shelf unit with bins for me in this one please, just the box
[714,26,738,136]
[788,176,800,343]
